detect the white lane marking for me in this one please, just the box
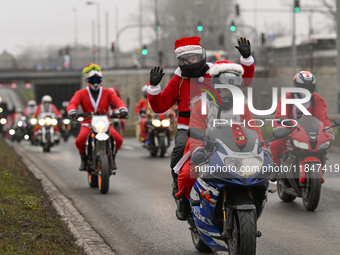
[122,145,134,150]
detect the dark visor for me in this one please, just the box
[88,76,102,85]
[211,73,244,87]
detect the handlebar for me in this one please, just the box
[74,112,129,121]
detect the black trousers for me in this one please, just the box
[170,129,188,180]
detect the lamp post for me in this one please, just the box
[87,1,101,65]
[72,8,78,69]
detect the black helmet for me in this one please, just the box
[293,71,316,94]
[177,50,207,78]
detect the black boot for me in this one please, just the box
[111,153,117,170]
[176,197,190,221]
[79,153,87,171]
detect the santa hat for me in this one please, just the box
[141,82,150,92]
[209,60,244,77]
[174,36,203,58]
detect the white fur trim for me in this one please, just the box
[209,63,244,77]
[173,151,191,174]
[85,69,102,78]
[177,124,189,130]
[175,45,202,57]
[147,84,161,95]
[240,56,254,66]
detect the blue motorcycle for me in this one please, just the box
[186,126,289,254]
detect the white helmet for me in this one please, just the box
[27,100,37,107]
[83,63,103,91]
[41,95,52,104]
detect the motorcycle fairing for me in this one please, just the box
[299,156,322,183]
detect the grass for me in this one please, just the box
[0,138,86,255]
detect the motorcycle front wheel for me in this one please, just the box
[190,228,213,253]
[227,210,257,255]
[159,136,166,158]
[98,153,110,194]
[88,172,98,188]
[277,178,296,202]
[302,164,322,211]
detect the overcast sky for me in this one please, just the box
[0,0,334,56]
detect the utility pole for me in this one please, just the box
[92,20,95,63]
[292,3,297,75]
[139,0,143,51]
[105,12,109,68]
[336,0,340,112]
[155,0,159,66]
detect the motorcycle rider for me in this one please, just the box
[32,95,62,142]
[67,63,128,171]
[147,36,255,214]
[270,71,335,181]
[135,83,150,143]
[173,61,266,220]
[23,100,37,117]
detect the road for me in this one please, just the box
[12,137,340,255]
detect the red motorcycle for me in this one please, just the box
[276,116,340,211]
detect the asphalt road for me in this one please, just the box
[12,137,340,255]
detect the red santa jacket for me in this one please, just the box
[148,57,255,129]
[273,92,331,129]
[33,104,61,118]
[135,98,149,114]
[67,87,127,125]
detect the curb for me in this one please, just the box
[8,141,115,255]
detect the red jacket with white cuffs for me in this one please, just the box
[67,87,127,125]
[147,56,255,129]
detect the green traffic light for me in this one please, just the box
[142,49,148,55]
[197,25,203,32]
[294,7,300,12]
[230,26,236,32]
[156,26,160,31]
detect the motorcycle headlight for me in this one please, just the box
[17,121,23,127]
[0,107,3,113]
[293,140,309,150]
[51,119,58,126]
[38,119,45,125]
[0,118,6,125]
[318,141,331,150]
[94,120,107,133]
[30,118,37,125]
[224,157,263,178]
[161,119,170,127]
[45,117,52,126]
[9,129,15,135]
[152,119,161,127]
[63,119,71,125]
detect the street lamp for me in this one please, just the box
[87,1,101,65]
[72,8,78,47]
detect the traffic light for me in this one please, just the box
[294,0,300,12]
[235,4,240,16]
[197,21,203,32]
[111,42,115,52]
[156,21,160,31]
[142,45,148,55]
[261,33,266,46]
[230,21,236,32]
[218,34,225,46]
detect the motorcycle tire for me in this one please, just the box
[159,136,166,158]
[227,210,257,255]
[88,172,98,188]
[43,143,50,152]
[98,154,110,194]
[302,164,321,211]
[191,229,213,253]
[277,178,296,202]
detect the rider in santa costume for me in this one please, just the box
[147,36,256,219]
[67,63,128,171]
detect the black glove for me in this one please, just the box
[235,37,251,58]
[192,148,207,166]
[119,109,128,118]
[149,66,165,86]
[139,108,146,117]
[69,111,77,119]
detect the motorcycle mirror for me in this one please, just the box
[272,128,290,140]
[334,119,340,126]
[187,128,205,140]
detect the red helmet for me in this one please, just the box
[293,71,316,94]
[110,87,121,99]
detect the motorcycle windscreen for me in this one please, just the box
[296,116,320,136]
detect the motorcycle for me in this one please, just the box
[59,117,72,142]
[9,116,27,143]
[0,117,8,138]
[110,109,124,136]
[36,112,60,152]
[145,113,171,157]
[276,117,340,211]
[185,126,290,254]
[76,112,128,194]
